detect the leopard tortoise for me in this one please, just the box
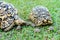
[0,1,29,31]
[29,6,53,26]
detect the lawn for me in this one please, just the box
[0,0,60,40]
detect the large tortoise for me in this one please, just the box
[29,6,53,26]
[0,1,28,31]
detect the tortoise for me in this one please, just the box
[0,1,29,31]
[29,6,53,26]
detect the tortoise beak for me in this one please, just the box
[0,18,2,22]
[0,18,2,28]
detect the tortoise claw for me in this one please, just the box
[16,26,22,30]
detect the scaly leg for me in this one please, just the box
[4,22,14,32]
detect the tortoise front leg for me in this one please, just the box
[4,22,14,32]
[14,19,24,30]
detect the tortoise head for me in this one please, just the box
[0,14,7,28]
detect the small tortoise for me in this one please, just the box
[29,6,53,26]
[0,2,28,31]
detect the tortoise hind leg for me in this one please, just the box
[24,21,36,27]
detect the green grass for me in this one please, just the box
[0,0,60,40]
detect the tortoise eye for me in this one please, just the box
[3,18,7,21]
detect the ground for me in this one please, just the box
[0,0,60,40]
